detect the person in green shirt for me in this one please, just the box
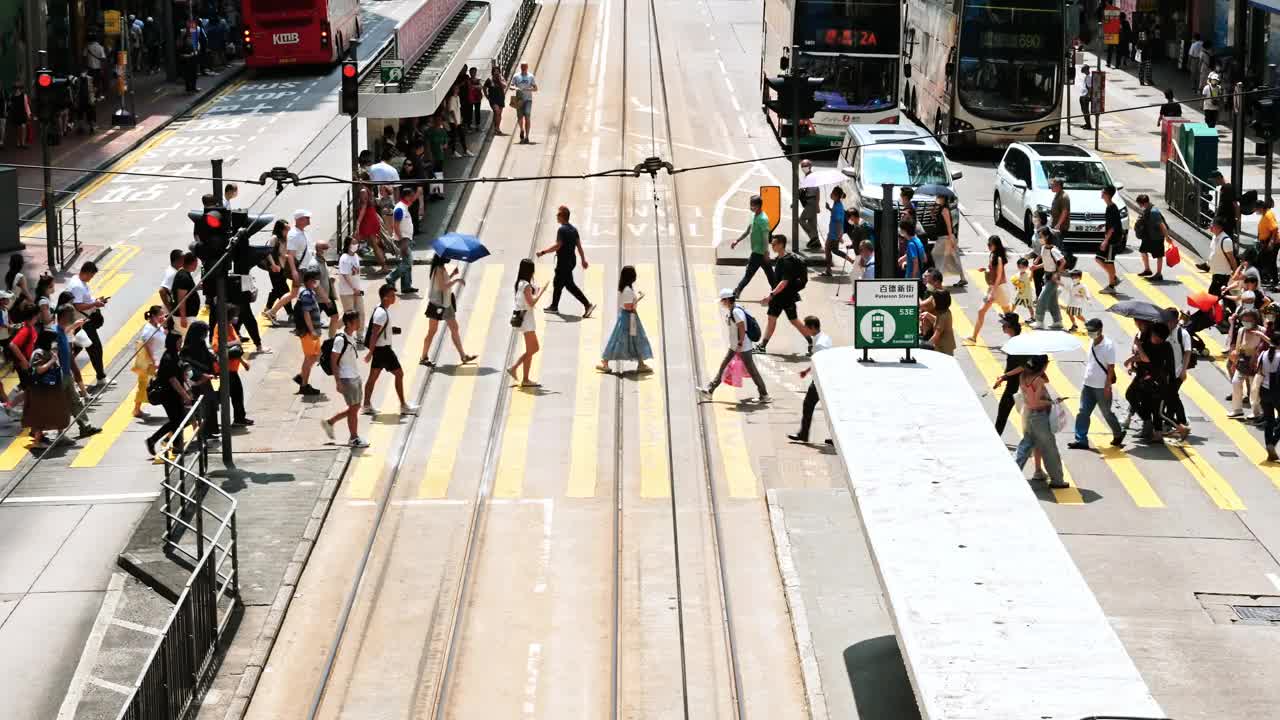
[731,194,777,298]
[425,114,450,171]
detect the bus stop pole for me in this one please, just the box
[875,183,895,279]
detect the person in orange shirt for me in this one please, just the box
[212,309,253,427]
[1257,198,1279,289]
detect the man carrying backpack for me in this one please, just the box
[320,311,369,448]
[757,234,813,355]
[699,288,770,403]
[294,270,323,397]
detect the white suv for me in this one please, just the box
[993,142,1127,245]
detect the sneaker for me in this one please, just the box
[78,425,102,438]
[1111,433,1126,447]
[464,150,475,157]
[350,437,370,449]
[699,385,714,398]
[233,418,255,427]
[757,394,773,404]
[1048,477,1070,489]
[145,437,157,457]
[1149,273,1164,282]
[583,303,596,319]
[1031,469,1048,481]
[1268,447,1279,463]
[320,419,335,440]
[1066,440,1089,450]
[401,287,420,296]
[756,341,769,354]
[361,404,376,416]
[299,385,321,396]
[787,433,809,443]
[952,279,968,288]
[1227,410,1244,419]
[400,404,419,416]
[293,373,303,386]
[805,241,822,252]
[545,306,560,313]
[419,357,436,367]
[1137,269,1152,277]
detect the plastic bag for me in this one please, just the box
[722,352,747,388]
[1050,399,1070,433]
[1165,242,1181,267]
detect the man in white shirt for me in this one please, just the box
[321,311,369,448]
[1207,216,1237,297]
[700,288,770,403]
[337,240,363,327]
[159,249,183,311]
[1187,33,1204,87]
[67,260,110,386]
[362,284,418,416]
[510,61,538,143]
[84,37,107,99]
[788,315,833,444]
[1068,318,1125,449]
[385,186,420,295]
[1077,65,1093,130]
[368,149,401,238]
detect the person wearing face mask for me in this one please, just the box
[1068,318,1126,450]
[1125,321,1176,443]
[1228,308,1268,421]
[1164,308,1192,433]
[1258,332,1280,461]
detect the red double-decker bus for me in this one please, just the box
[241,0,361,67]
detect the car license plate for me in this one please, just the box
[273,33,300,45]
[1080,223,1102,232]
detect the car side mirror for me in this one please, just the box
[1114,182,1125,191]
[951,171,964,180]
[1012,179,1027,190]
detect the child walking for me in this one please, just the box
[1061,268,1089,332]
[1011,257,1035,322]
[599,265,654,374]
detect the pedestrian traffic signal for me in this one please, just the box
[340,61,359,116]
[763,74,826,132]
[229,211,276,274]
[189,206,231,278]
[33,68,68,122]
[1252,94,1280,139]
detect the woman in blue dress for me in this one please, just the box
[599,265,653,374]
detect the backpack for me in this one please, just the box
[782,252,808,291]
[318,334,351,376]
[736,306,762,342]
[364,309,380,347]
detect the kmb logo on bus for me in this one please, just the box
[272,33,300,45]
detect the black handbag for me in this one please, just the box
[509,309,526,328]
[426,302,446,320]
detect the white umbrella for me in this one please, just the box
[799,168,847,189]
[1001,331,1080,356]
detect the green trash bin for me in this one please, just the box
[1177,122,1220,182]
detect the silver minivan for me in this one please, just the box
[837,124,962,241]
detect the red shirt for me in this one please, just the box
[10,324,36,363]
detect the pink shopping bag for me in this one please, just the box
[722,353,746,387]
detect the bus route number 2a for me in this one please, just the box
[273,33,300,45]
[821,29,879,50]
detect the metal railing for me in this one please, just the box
[1164,156,1217,233]
[117,397,241,720]
[17,187,82,270]
[496,0,537,77]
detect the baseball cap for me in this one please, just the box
[998,312,1020,327]
[293,209,312,221]
[719,288,735,300]
[1084,318,1103,332]
[0,290,12,301]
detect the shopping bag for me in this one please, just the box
[722,353,746,387]
[1164,242,1181,267]
[1049,397,1070,433]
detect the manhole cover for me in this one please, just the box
[1218,450,1239,458]
[1233,605,1280,624]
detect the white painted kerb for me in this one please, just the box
[813,347,1165,720]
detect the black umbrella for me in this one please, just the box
[915,184,956,200]
[1108,300,1166,323]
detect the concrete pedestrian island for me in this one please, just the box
[813,348,1167,720]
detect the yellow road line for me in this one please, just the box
[1083,274,1247,508]
[0,430,33,471]
[960,271,1083,503]
[418,264,505,498]
[345,298,436,500]
[694,268,758,499]
[70,387,141,468]
[634,265,669,499]
[967,270,1161,506]
[566,266,605,498]
[493,284,549,499]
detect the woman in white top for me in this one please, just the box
[508,258,546,386]
[1260,331,1280,461]
[598,265,654,374]
[966,235,1014,343]
[132,305,168,418]
[336,238,364,327]
[419,254,477,368]
[445,84,471,157]
[5,255,31,309]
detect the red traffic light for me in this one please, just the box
[36,73,53,88]
[204,210,224,229]
[342,63,357,79]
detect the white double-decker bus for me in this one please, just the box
[901,0,1065,148]
[761,0,902,152]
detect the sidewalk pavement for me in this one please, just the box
[1071,46,1268,264]
[1,62,244,277]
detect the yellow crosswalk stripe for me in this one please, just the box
[346,297,436,499]
[957,272,1083,503]
[494,273,550,499]
[634,265,669,499]
[418,264,507,498]
[0,430,33,470]
[70,387,141,468]
[694,267,758,499]
[565,267,605,498]
[966,270,1161,506]
[1082,274,1247,509]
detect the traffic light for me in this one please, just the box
[764,74,826,147]
[1253,94,1280,139]
[341,61,358,116]
[229,211,276,275]
[33,68,68,123]
[189,206,231,279]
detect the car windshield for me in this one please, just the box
[1035,159,1112,190]
[861,148,949,186]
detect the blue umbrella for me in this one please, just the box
[431,232,490,262]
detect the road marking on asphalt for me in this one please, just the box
[1082,274,1247,509]
[110,617,163,635]
[418,263,505,498]
[968,270,1162,507]
[522,642,543,717]
[1267,572,1280,592]
[951,281,1084,504]
[0,491,159,504]
[694,267,758,499]
[494,275,549,498]
[634,264,670,498]
[566,266,605,498]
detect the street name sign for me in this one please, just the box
[381,59,404,84]
[854,279,919,359]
